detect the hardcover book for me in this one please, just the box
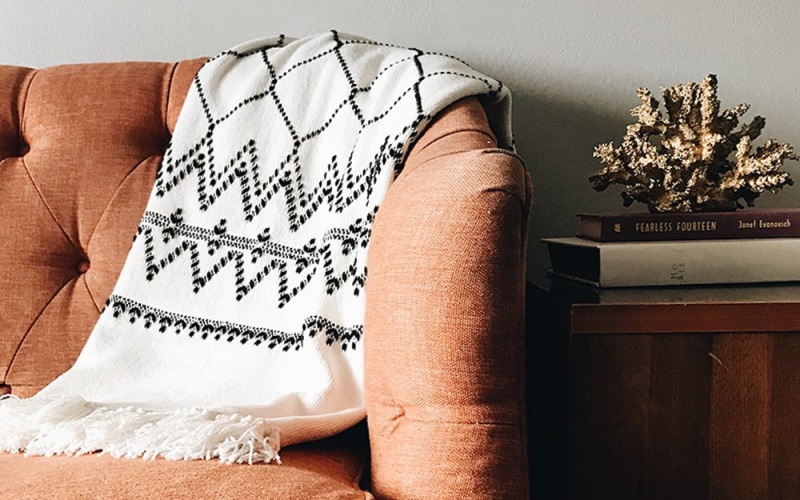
[548,276,800,304]
[543,237,800,288]
[577,208,800,242]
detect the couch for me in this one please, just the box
[0,58,531,499]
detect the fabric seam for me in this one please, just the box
[4,272,77,382]
[20,156,82,255]
[163,62,180,137]
[401,416,522,427]
[18,69,37,148]
[484,186,528,212]
[82,273,102,314]
[84,154,158,250]
[415,128,495,154]
[390,148,527,205]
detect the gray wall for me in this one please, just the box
[3,0,799,278]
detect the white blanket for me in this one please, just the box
[0,31,511,464]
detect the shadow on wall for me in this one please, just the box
[511,91,632,279]
[515,92,631,497]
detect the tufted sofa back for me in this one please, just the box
[0,60,530,499]
[0,60,204,397]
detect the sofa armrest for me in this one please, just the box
[364,98,530,499]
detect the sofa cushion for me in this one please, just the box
[0,423,370,500]
[0,60,203,395]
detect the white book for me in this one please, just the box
[542,237,800,288]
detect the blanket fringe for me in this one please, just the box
[0,395,280,464]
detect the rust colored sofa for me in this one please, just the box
[0,59,530,499]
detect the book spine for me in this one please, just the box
[599,239,800,287]
[579,210,800,242]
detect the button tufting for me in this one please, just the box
[76,260,91,274]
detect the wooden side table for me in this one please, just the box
[528,280,800,499]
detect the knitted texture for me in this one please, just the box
[0,31,511,463]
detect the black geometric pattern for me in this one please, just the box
[153,134,402,228]
[133,206,373,306]
[105,30,506,349]
[105,295,362,351]
[153,30,502,223]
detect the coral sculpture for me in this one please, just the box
[591,75,798,212]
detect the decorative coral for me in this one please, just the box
[591,75,798,212]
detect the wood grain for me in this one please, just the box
[708,335,771,499]
[570,334,652,498]
[643,334,711,500]
[534,281,800,498]
[570,303,800,334]
[570,334,713,499]
[767,335,800,498]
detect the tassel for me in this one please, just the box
[0,396,280,464]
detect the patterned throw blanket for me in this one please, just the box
[0,31,511,463]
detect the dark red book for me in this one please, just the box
[577,208,800,242]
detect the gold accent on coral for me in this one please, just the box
[591,75,798,212]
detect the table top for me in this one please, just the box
[532,277,800,334]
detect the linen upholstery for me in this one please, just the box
[0,424,371,500]
[365,98,530,499]
[0,60,529,499]
[0,59,205,397]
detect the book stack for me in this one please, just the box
[543,208,800,288]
